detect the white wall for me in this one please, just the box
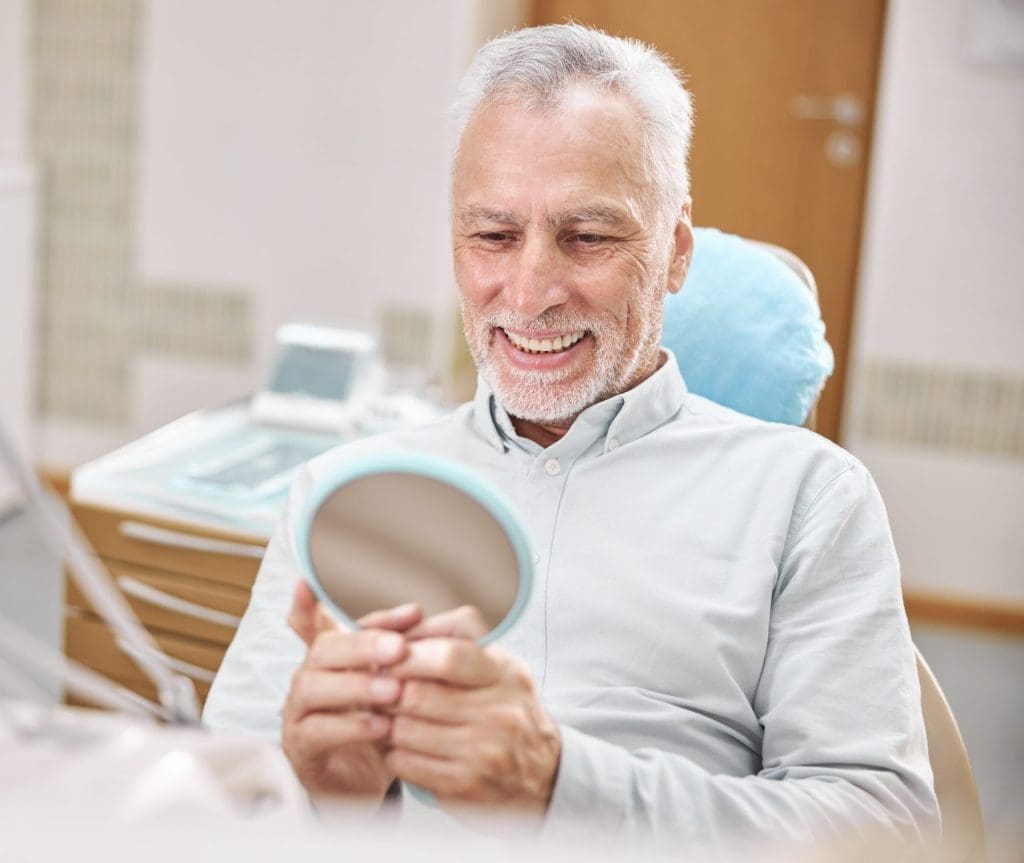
[846,0,1024,603]
[136,0,469,417]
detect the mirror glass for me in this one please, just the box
[296,453,533,643]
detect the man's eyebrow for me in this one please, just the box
[456,203,638,228]
[456,204,522,225]
[548,205,634,229]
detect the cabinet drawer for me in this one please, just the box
[65,561,248,647]
[63,611,222,705]
[71,501,267,589]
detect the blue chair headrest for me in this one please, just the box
[662,227,834,426]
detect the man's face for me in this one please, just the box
[453,86,691,427]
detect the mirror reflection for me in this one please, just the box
[305,460,530,640]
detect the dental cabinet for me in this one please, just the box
[62,498,264,707]
[63,325,443,709]
[65,402,280,708]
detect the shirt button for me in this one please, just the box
[544,458,561,476]
[532,552,541,565]
[607,437,620,451]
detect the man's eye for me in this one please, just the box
[573,233,606,245]
[478,232,511,242]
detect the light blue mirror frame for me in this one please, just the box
[293,451,535,644]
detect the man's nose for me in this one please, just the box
[507,234,570,319]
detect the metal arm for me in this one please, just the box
[0,420,200,724]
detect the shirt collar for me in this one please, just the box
[471,349,688,455]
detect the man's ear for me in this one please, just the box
[666,198,694,296]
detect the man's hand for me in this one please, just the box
[281,582,419,801]
[384,637,562,815]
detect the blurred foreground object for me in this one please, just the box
[1,700,307,822]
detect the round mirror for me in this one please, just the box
[294,452,533,643]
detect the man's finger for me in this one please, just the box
[314,601,344,635]
[287,581,320,645]
[358,603,423,632]
[386,677,484,723]
[389,714,473,759]
[402,605,488,642]
[388,638,500,687]
[383,747,464,797]
[307,628,408,671]
[283,668,402,720]
[284,710,391,758]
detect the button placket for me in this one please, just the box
[509,456,569,683]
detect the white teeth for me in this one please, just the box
[503,329,586,354]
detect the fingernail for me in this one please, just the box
[376,632,404,662]
[370,676,400,701]
[391,602,418,617]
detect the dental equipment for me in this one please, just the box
[0,418,200,724]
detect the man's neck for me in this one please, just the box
[510,416,572,448]
[505,352,669,448]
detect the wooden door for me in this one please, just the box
[531,0,887,442]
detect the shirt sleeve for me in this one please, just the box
[546,462,941,854]
[201,464,313,741]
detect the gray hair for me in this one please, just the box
[450,23,694,226]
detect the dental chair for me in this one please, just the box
[663,228,985,863]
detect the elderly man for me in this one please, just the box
[204,24,939,851]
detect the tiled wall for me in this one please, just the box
[31,0,251,425]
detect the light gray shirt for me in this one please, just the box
[204,352,940,851]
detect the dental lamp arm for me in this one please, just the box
[0,420,199,724]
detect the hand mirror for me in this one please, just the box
[294,452,533,644]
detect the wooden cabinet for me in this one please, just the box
[63,499,268,710]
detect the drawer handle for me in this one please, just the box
[118,521,265,559]
[117,576,243,628]
[117,637,217,684]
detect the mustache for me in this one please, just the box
[478,310,603,333]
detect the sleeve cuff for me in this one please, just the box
[545,724,631,832]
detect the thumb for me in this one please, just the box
[287,581,320,645]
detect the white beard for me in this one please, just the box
[462,304,663,427]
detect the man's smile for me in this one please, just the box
[501,327,588,354]
[493,326,595,372]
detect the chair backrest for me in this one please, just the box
[661,227,834,428]
[677,230,985,859]
[915,648,986,862]
[749,239,821,431]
